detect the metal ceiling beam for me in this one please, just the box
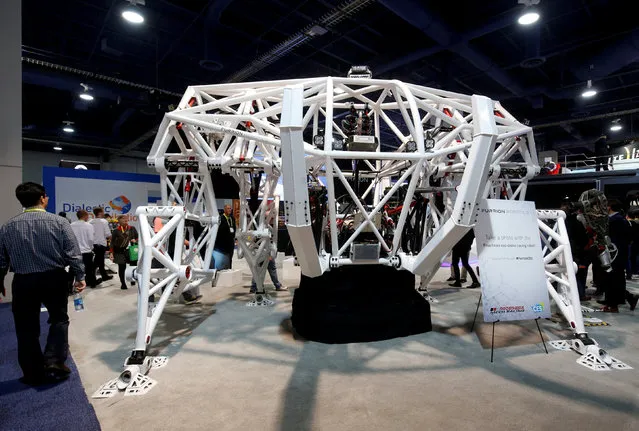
[377,0,527,98]
[572,29,639,83]
[87,0,117,63]
[533,107,639,130]
[156,0,220,66]
[23,137,148,158]
[374,6,522,76]
[109,127,160,159]
[224,0,375,83]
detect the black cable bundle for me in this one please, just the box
[400,196,429,254]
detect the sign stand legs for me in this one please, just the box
[471,293,482,332]
[490,320,499,363]
[535,317,549,354]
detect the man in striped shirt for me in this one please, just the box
[0,182,86,386]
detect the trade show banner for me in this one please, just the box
[475,199,550,322]
[43,167,161,223]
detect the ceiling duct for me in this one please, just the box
[101,38,123,57]
[224,0,375,83]
[520,24,546,69]
[22,57,182,97]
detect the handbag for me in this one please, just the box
[128,244,139,262]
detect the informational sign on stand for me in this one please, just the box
[475,199,550,322]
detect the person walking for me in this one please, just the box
[599,199,639,312]
[212,204,236,270]
[71,210,97,288]
[625,207,639,279]
[0,182,85,386]
[110,215,138,290]
[250,254,287,293]
[449,229,480,288]
[91,207,113,282]
[561,200,590,301]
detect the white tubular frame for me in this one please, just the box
[131,75,597,365]
[537,210,587,335]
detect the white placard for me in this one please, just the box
[475,199,550,322]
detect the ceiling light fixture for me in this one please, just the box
[517,0,540,25]
[62,120,74,133]
[53,146,62,151]
[79,83,94,101]
[518,11,540,25]
[581,79,597,98]
[610,119,623,132]
[122,0,145,24]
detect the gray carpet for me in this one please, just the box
[64,259,639,430]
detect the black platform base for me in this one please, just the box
[291,265,432,344]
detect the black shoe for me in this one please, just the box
[467,282,481,289]
[95,278,103,285]
[449,282,462,287]
[446,277,455,281]
[183,294,203,305]
[628,295,638,311]
[460,278,467,283]
[182,293,198,304]
[121,285,128,290]
[45,363,71,379]
[102,275,113,281]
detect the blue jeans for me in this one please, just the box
[212,250,231,270]
[251,259,281,291]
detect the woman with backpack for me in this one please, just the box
[110,215,138,290]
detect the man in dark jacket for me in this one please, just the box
[213,204,236,270]
[600,199,638,311]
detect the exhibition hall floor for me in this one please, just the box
[69,257,639,431]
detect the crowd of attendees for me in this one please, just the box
[562,196,639,312]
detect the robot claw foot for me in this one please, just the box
[92,356,168,398]
[419,291,439,303]
[246,292,275,307]
[549,338,632,371]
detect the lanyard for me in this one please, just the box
[118,226,129,233]
[225,214,232,225]
[24,208,45,213]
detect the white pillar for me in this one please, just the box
[0,0,22,303]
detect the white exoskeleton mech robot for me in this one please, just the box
[94,68,629,398]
